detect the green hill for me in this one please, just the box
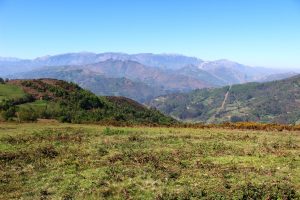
[0,79,176,125]
[149,75,300,124]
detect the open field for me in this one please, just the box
[0,122,299,199]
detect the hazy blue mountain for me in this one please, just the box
[81,60,211,90]
[199,59,270,84]
[0,58,34,75]
[0,52,203,75]
[11,60,212,102]
[128,53,203,69]
[1,52,296,86]
[258,72,298,82]
[175,64,227,86]
[0,57,23,62]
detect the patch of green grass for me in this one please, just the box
[0,84,26,101]
[18,100,48,109]
[0,123,299,199]
[21,100,48,106]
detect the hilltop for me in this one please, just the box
[149,75,300,124]
[0,78,176,125]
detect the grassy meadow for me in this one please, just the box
[0,122,299,199]
[0,84,26,101]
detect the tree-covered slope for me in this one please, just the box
[0,79,176,125]
[149,75,300,124]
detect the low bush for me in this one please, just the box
[17,107,38,122]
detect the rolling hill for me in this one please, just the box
[148,75,300,124]
[0,79,176,125]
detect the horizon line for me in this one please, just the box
[1,51,299,71]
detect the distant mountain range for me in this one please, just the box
[10,60,212,102]
[2,52,298,102]
[148,75,300,124]
[0,52,202,75]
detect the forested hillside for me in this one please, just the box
[149,75,300,124]
[0,78,176,125]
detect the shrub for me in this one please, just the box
[17,107,38,122]
[58,115,72,123]
[1,106,16,121]
[236,182,298,199]
[230,115,244,123]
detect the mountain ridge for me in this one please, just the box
[148,75,300,124]
[1,52,295,76]
[2,52,298,104]
[10,60,213,102]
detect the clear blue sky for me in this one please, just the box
[0,0,300,68]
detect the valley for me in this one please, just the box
[1,76,299,199]
[2,1,300,199]
[149,75,300,124]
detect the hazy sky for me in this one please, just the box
[0,0,300,69]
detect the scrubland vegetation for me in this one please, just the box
[0,79,175,125]
[0,122,299,199]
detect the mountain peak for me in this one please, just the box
[213,59,239,65]
[35,55,51,61]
